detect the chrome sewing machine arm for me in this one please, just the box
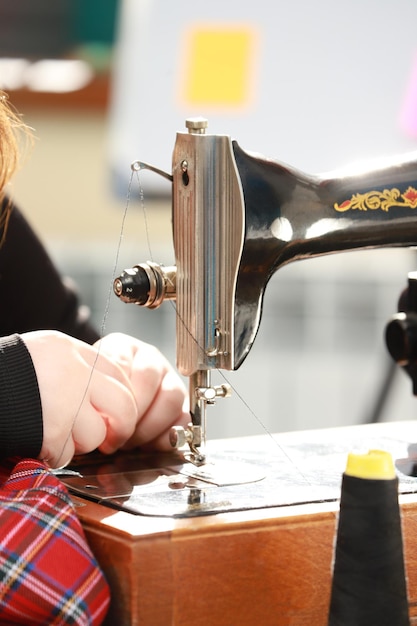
[114,118,242,464]
[114,117,417,465]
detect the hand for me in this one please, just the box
[93,333,189,451]
[23,330,138,468]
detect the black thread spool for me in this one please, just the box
[328,450,410,626]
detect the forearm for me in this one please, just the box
[0,334,42,459]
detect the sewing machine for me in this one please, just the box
[113,116,417,464]
[64,119,417,625]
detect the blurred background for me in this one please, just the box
[2,0,417,441]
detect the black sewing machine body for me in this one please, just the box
[232,143,417,368]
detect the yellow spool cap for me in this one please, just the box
[345,449,396,480]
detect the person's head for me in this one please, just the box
[0,92,23,194]
[0,93,31,242]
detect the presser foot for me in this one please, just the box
[170,423,207,466]
[183,450,206,467]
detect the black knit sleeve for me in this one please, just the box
[0,334,42,459]
[0,199,99,344]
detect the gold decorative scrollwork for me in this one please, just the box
[334,186,417,212]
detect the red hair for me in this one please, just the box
[0,92,31,244]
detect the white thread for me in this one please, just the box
[132,169,313,485]
[56,164,312,489]
[55,171,135,468]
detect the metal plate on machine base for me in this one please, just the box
[62,454,269,517]
[62,421,417,518]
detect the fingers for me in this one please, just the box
[69,370,137,456]
[41,434,75,470]
[96,335,190,450]
[37,339,139,464]
[122,369,190,449]
[28,331,190,464]
[73,343,140,453]
[90,372,138,454]
[71,402,108,456]
[81,344,134,390]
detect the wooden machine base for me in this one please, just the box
[65,421,417,626]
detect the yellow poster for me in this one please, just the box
[181,25,257,108]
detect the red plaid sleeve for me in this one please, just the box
[0,459,110,625]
